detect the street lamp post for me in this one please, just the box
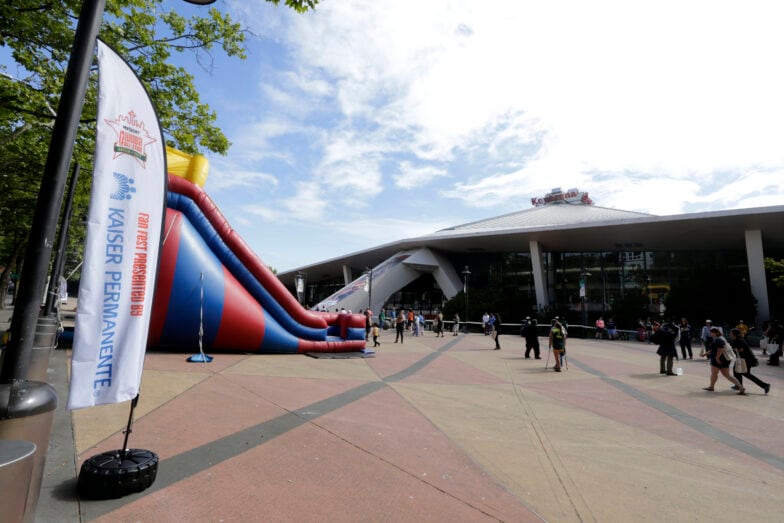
[364,267,373,311]
[461,265,471,333]
[580,271,591,328]
[294,272,306,304]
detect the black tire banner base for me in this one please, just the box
[77,448,158,499]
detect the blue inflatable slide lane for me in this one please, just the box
[147,174,366,353]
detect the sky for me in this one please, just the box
[145,1,784,271]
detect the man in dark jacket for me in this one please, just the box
[521,318,540,359]
[651,320,679,375]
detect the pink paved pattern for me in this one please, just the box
[51,333,783,522]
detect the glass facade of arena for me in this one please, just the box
[305,247,782,331]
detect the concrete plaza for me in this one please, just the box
[18,312,784,522]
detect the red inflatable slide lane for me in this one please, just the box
[165,175,367,353]
[168,175,329,329]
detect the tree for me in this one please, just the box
[0,0,317,302]
[765,258,784,288]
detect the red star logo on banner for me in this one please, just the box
[105,110,158,168]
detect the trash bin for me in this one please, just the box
[0,381,58,521]
[0,440,37,523]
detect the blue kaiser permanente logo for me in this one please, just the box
[110,172,137,200]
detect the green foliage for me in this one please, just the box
[276,1,320,14]
[0,0,314,283]
[765,258,784,288]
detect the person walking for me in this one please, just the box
[394,310,405,343]
[703,327,745,394]
[522,318,541,359]
[594,316,605,339]
[730,328,770,394]
[452,313,460,336]
[487,313,496,337]
[364,309,372,341]
[699,319,720,357]
[764,320,784,365]
[735,320,749,338]
[679,318,693,359]
[548,319,567,372]
[651,320,678,376]
[372,323,381,347]
[433,310,444,337]
[491,313,502,350]
[606,317,617,340]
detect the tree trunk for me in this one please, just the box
[0,240,24,310]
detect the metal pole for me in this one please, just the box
[368,267,373,310]
[1,0,107,383]
[461,266,470,334]
[43,162,81,317]
[464,283,468,333]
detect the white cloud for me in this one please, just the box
[280,181,329,221]
[242,204,281,222]
[218,0,784,268]
[393,162,447,189]
[290,1,782,194]
[208,166,279,191]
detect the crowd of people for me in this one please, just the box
[358,307,782,396]
[638,316,780,395]
[360,307,463,344]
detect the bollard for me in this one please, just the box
[0,440,37,523]
[0,381,58,522]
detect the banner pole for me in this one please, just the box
[120,395,140,461]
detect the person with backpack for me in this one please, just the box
[548,319,567,372]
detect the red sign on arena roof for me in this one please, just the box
[531,187,593,207]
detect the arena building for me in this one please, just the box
[278,188,784,329]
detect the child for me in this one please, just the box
[372,323,380,347]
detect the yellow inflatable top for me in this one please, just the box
[166,146,208,187]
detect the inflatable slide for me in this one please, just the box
[145,148,366,353]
